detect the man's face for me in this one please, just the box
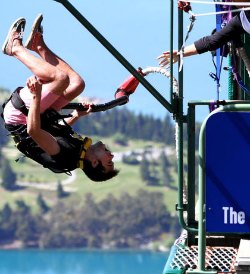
[91,141,114,173]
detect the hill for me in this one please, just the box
[0,87,181,250]
[1,135,178,211]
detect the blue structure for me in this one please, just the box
[206,111,250,233]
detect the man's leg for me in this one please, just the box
[2,17,69,96]
[25,14,85,103]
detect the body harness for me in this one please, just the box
[1,87,92,175]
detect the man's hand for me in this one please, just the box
[71,102,93,119]
[26,75,42,95]
[65,102,93,126]
[157,50,179,67]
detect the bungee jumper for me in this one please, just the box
[1,14,138,182]
[1,13,177,181]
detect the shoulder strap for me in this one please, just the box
[77,137,92,170]
[1,87,26,119]
[10,87,29,116]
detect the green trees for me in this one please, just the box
[140,154,159,186]
[1,157,17,190]
[74,108,175,145]
[0,201,45,247]
[140,155,152,183]
[0,203,15,241]
[0,190,178,249]
[0,111,9,150]
[37,194,50,214]
[41,190,174,249]
[160,151,173,188]
[139,151,174,187]
[57,181,67,199]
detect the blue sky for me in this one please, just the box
[0,0,229,122]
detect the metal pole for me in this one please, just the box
[187,104,197,241]
[176,1,186,232]
[197,119,207,271]
[53,0,174,113]
[170,0,174,104]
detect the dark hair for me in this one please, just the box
[83,159,119,182]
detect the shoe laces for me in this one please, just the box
[17,29,24,39]
[16,22,25,39]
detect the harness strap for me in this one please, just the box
[77,137,92,170]
[2,87,93,174]
[10,87,29,116]
[1,86,28,120]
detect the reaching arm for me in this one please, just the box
[158,13,245,67]
[194,14,244,54]
[157,45,198,67]
[27,75,61,156]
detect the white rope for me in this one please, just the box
[141,67,188,206]
[141,67,179,158]
[194,6,250,17]
[141,66,179,95]
[187,0,250,6]
[182,0,250,16]
[179,16,196,71]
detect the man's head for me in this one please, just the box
[83,141,119,182]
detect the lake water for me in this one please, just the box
[0,249,168,274]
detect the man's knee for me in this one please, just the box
[55,71,70,92]
[74,73,85,90]
[77,78,85,93]
[71,76,85,97]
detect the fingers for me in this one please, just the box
[157,51,170,60]
[159,59,170,67]
[81,99,94,112]
[27,75,42,94]
[83,103,93,114]
[34,76,43,85]
[72,102,93,118]
[157,50,179,67]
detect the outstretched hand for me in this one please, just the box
[27,75,42,95]
[157,50,179,67]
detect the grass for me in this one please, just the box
[1,137,178,213]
